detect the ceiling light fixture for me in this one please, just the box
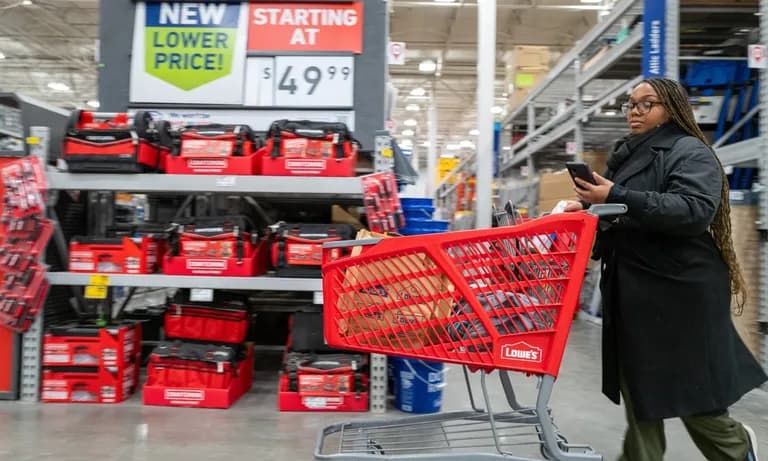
[502,146,512,151]
[402,129,415,136]
[580,0,602,3]
[603,110,617,116]
[47,82,70,92]
[433,0,457,3]
[21,0,33,5]
[405,104,420,111]
[86,100,100,108]
[491,106,504,114]
[403,119,418,127]
[446,144,460,151]
[469,129,479,136]
[421,141,431,147]
[459,140,475,149]
[599,10,610,16]
[418,59,437,73]
[0,52,5,60]
[400,139,413,147]
[409,87,426,97]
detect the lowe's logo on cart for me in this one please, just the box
[500,342,543,363]
[144,3,241,90]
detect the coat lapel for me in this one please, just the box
[611,146,659,185]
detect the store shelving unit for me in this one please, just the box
[46,273,323,292]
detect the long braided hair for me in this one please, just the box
[642,78,747,313]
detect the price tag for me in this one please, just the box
[190,288,214,303]
[215,176,237,187]
[381,148,393,158]
[313,291,324,305]
[244,57,276,106]
[89,275,110,286]
[85,285,108,300]
[26,136,40,145]
[274,56,354,107]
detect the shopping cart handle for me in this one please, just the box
[322,238,383,249]
[588,204,628,217]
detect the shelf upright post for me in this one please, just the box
[665,0,680,79]
[475,0,497,229]
[760,0,768,371]
[573,57,584,158]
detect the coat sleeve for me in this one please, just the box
[605,140,722,236]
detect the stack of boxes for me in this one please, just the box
[142,289,253,409]
[41,323,141,403]
[505,46,553,110]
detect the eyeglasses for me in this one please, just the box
[621,101,663,115]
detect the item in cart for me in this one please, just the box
[41,362,137,404]
[165,289,250,344]
[68,235,164,274]
[62,111,172,173]
[143,342,253,409]
[271,223,354,278]
[165,124,262,175]
[261,120,359,177]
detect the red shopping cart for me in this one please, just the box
[315,204,626,461]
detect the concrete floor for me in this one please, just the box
[0,320,765,461]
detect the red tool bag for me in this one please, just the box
[62,111,171,173]
[172,124,260,157]
[170,216,257,263]
[283,352,368,396]
[165,290,250,344]
[68,235,163,274]
[261,120,359,177]
[271,223,354,278]
[146,341,239,389]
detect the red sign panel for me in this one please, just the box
[247,2,363,53]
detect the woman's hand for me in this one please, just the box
[562,200,585,212]
[574,172,614,205]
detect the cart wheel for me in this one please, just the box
[367,440,385,455]
[134,110,153,139]
[66,109,82,135]
[538,431,568,459]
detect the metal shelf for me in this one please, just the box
[46,171,364,197]
[46,272,322,291]
[715,138,761,167]
[577,27,643,88]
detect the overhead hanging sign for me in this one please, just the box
[130,2,249,104]
[642,0,666,78]
[247,2,364,53]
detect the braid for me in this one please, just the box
[643,78,747,314]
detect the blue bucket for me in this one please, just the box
[400,197,434,211]
[400,219,450,235]
[391,357,444,414]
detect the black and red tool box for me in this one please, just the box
[278,352,369,412]
[68,234,164,274]
[62,111,172,173]
[165,290,250,344]
[41,361,138,404]
[164,216,268,276]
[143,341,253,409]
[165,124,261,175]
[271,223,354,278]
[43,322,141,368]
[260,120,358,177]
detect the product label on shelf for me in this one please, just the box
[85,285,108,300]
[180,139,234,157]
[130,2,249,104]
[247,2,363,53]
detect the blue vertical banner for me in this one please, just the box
[643,0,666,78]
[493,121,501,177]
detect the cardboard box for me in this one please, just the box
[537,171,575,214]
[582,151,609,176]
[582,46,611,72]
[507,46,552,70]
[729,203,762,359]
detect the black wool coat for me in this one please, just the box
[594,124,767,421]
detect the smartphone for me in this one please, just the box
[565,161,596,188]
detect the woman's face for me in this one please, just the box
[624,83,670,135]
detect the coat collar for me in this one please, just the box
[609,124,686,185]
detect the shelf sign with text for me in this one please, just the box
[247,2,363,53]
[130,2,249,104]
[642,0,666,78]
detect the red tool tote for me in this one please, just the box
[62,111,171,173]
[166,124,262,175]
[146,341,240,389]
[271,223,354,278]
[261,120,358,177]
[165,290,250,344]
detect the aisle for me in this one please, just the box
[0,321,764,461]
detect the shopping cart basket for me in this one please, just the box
[315,204,627,461]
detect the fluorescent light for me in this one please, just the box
[459,140,475,149]
[446,144,460,151]
[580,0,602,3]
[403,119,418,127]
[405,104,420,112]
[401,129,415,136]
[418,59,437,73]
[599,9,610,16]
[502,146,512,151]
[469,129,479,136]
[410,87,426,97]
[491,106,504,114]
[603,110,617,116]
[47,82,70,92]
[421,141,430,147]
[86,100,100,108]
[0,52,5,60]
[434,0,457,3]
[740,28,752,32]
[22,0,33,5]
[400,139,413,147]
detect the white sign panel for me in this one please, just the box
[129,2,249,104]
[565,141,577,155]
[274,56,354,107]
[388,41,406,65]
[244,57,276,106]
[748,44,767,69]
[132,108,355,131]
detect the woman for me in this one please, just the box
[565,78,766,461]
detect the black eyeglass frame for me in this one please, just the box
[620,101,664,115]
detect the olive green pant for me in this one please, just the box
[618,383,750,461]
